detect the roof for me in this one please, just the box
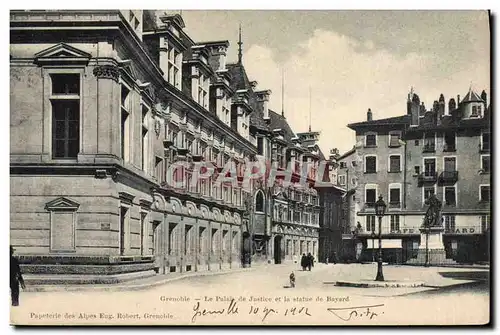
[404,106,491,134]
[347,114,410,129]
[461,88,484,104]
[268,109,296,143]
[226,62,269,131]
[337,147,356,161]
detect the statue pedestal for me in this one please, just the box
[407,226,456,265]
[420,226,445,250]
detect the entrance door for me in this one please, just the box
[152,221,165,274]
[274,236,282,264]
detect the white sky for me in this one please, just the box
[179,10,490,154]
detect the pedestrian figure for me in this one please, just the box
[10,246,25,306]
[300,253,307,271]
[289,272,295,288]
[307,252,314,271]
[332,252,338,264]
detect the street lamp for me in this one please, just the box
[374,195,387,281]
[371,231,376,262]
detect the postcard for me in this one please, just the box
[9,9,490,326]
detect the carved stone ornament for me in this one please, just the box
[93,65,119,82]
[161,100,172,113]
[155,118,161,137]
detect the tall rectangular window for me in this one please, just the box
[424,187,435,202]
[140,212,147,256]
[390,215,400,232]
[257,137,264,155]
[167,45,181,89]
[481,155,490,173]
[366,215,376,232]
[51,74,80,159]
[424,158,436,176]
[155,157,164,183]
[444,187,456,206]
[444,157,456,172]
[423,133,436,152]
[444,132,456,151]
[365,156,377,173]
[481,131,490,151]
[365,134,377,147]
[480,185,490,202]
[389,132,401,147]
[389,187,401,205]
[121,85,131,162]
[389,155,401,172]
[142,105,149,172]
[119,206,129,256]
[445,215,456,232]
[365,188,376,206]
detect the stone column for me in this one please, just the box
[92,64,120,160]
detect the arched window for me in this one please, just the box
[255,190,265,212]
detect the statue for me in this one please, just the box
[423,194,442,228]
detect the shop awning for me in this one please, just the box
[367,239,402,249]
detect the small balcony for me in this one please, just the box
[418,172,437,186]
[422,144,436,153]
[191,149,203,162]
[364,202,375,211]
[388,201,401,209]
[443,144,456,152]
[163,139,174,148]
[439,171,459,184]
[177,147,190,157]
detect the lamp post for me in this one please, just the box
[371,231,376,262]
[425,225,430,267]
[374,195,387,281]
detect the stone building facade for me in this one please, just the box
[347,88,491,264]
[9,10,266,283]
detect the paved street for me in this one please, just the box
[11,263,489,326]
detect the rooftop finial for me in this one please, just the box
[237,23,243,64]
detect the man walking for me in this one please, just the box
[307,252,314,271]
[300,254,307,271]
[10,246,25,306]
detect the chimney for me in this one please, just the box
[256,90,271,120]
[207,41,229,72]
[457,94,460,105]
[438,94,445,119]
[432,100,439,113]
[448,98,456,115]
[367,108,373,121]
[481,90,487,107]
[420,102,426,116]
[410,93,420,127]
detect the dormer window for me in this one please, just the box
[472,106,478,117]
[197,73,209,109]
[167,45,181,89]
